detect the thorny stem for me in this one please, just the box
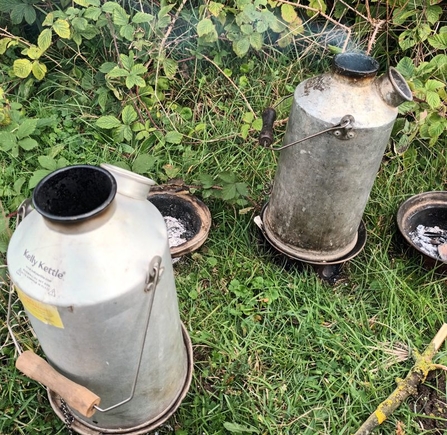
[354,323,447,435]
[152,0,189,132]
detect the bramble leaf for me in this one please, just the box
[31,60,47,80]
[96,115,122,129]
[13,59,32,78]
[53,19,71,38]
[38,29,52,51]
[121,105,138,125]
[165,130,183,144]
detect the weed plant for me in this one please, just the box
[1,0,447,434]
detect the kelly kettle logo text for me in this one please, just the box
[24,249,66,279]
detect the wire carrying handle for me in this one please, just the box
[259,107,355,151]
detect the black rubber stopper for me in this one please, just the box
[259,107,277,147]
[33,165,117,222]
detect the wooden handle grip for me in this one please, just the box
[16,351,101,418]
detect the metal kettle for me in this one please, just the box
[261,52,412,263]
[7,164,192,434]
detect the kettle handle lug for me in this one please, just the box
[261,114,355,151]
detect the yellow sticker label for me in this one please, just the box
[16,287,64,329]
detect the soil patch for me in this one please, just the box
[413,370,447,433]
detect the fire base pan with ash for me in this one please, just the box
[148,185,211,258]
[397,191,447,274]
[254,203,367,281]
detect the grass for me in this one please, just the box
[1,24,447,435]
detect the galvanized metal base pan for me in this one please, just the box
[48,323,193,435]
[255,203,367,266]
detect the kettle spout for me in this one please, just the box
[376,67,413,107]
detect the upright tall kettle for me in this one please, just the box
[263,52,412,262]
[7,164,192,433]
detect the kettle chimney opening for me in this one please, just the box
[333,52,379,78]
[33,165,117,222]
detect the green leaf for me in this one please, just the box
[0,131,16,151]
[233,37,250,57]
[428,33,447,50]
[23,4,36,24]
[132,12,154,23]
[72,16,88,31]
[107,66,129,78]
[32,60,47,80]
[281,4,297,23]
[197,18,215,37]
[235,182,249,197]
[123,124,132,141]
[120,53,133,71]
[240,123,250,139]
[308,0,326,15]
[38,155,57,171]
[130,64,147,75]
[179,107,193,121]
[29,170,51,189]
[132,154,156,174]
[240,24,253,35]
[426,90,441,109]
[16,118,37,139]
[57,157,70,169]
[26,45,43,60]
[112,5,129,26]
[396,57,415,79]
[428,121,445,139]
[101,2,118,13]
[121,105,138,125]
[38,28,52,51]
[125,74,146,89]
[221,183,237,201]
[268,16,286,33]
[223,422,259,433]
[425,80,445,91]
[392,8,414,25]
[158,4,174,18]
[242,112,254,123]
[120,23,134,41]
[96,115,121,129]
[165,130,183,144]
[13,59,32,78]
[14,177,26,194]
[252,118,263,131]
[162,58,177,79]
[209,1,224,16]
[0,37,12,55]
[425,5,442,24]
[80,24,99,40]
[83,6,102,20]
[42,12,54,26]
[197,173,214,189]
[99,62,117,73]
[218,171,236,184]
[18,137,38,150]
[250,32,263,50]
[53,19,71,38]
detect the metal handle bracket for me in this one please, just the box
[263,114,355,151]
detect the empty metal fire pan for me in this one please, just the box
[397,191,447,272]
[148,186,212,258]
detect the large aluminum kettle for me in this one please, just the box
[262,52,412,262]
[7,164,192,434]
